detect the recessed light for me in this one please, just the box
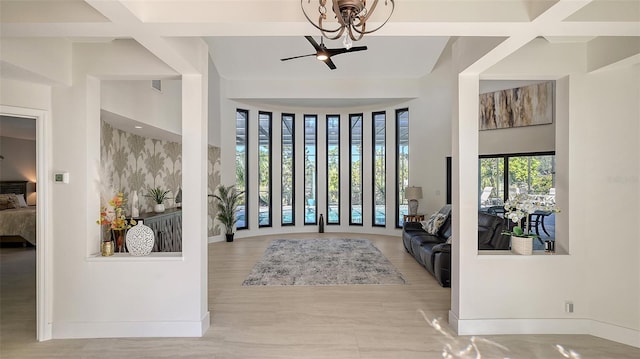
[134,125,143,129]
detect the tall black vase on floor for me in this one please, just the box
[225,233,234,242]
[319,214,325,233]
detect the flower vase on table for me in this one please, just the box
[502,193,559,255]
[97,192,135,256]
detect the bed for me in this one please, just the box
[0,181,36,246]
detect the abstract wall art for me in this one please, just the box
[479,81,554,130]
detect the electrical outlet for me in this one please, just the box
[565,301,574,313]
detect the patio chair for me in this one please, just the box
[480,186,493,207]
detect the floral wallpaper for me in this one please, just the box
[101,121,221,237]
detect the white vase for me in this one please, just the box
[126,221,155,256]
[511,235,533,255]
[154,203,165,213]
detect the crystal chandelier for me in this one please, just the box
[301,0,395,49]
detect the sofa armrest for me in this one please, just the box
[431,242,450,254]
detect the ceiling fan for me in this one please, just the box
[280,36,367,70]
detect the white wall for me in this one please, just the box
[208,57,221,148]
[101,80,182,135]
[0,38,72,86]
[574,66,639,343]
[453,38,640,348]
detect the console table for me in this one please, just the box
[403,214,425,223]
[134,208,182,252]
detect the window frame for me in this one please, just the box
[304,114,318,225]
[372,111,386,227]
[258,111,272,228]
[326,114,341,225]
[349,113,363,226]
[395,108,409,228]
[281,113,295,226]
[235,108,249,230]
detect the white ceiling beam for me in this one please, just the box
[460,0,594,74]
[3,21,638,39]
[85,0,198,74]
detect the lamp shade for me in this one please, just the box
[405,186,423,200]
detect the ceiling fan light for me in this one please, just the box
[316,53,329,61]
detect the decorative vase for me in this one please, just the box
[511,235,533,255]
[101,240,114,256]
[154,203,165,213]
[126,221,155,256]
[112,229,125,253]
[225,233,234,242]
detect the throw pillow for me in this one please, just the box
[423,212,448,235]
[13,193,28,208]
[0,194,19,210]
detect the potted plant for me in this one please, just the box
[211,184,243,242]
[146,187,171,213]
[502,193,558,255]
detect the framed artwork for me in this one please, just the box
[479,81,554,130]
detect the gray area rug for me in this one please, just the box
[242,238,406,286]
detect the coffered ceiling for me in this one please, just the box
[1,0,638,84]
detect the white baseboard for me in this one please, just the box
[449,311,639,348]
[52,311,211,339]
[589,319,640,348]
[208,236,224,243]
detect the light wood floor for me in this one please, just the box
[2,233,639,358]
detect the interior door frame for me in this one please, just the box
[0,105,52,341]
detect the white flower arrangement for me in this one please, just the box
[502,193,558,237]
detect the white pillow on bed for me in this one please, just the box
[14,194,28,207]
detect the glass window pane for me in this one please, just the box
[350,114,363,225]
[479,157,504,210]
[235,109,248,229]
[396,109,409,227]
[281,114,295,226]
[508,155,555,198]
[304,115,317,224]
[373,111,386,226]
[258,111,272,227]
[326,115,340,224]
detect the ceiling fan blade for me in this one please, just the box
[324,58,337,70]
[304,36,322,52]
[280,53,316,61]
[327,46,368,57]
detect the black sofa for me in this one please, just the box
[402,206,509,287]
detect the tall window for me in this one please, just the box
[350,113,363,225]
[235,109,248,230]
[396,108,409,228]
[258,111,272,227]
[281,113,295,226]
[304,115,317,224]
[326,115,340,224]
[372,111,386,226]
